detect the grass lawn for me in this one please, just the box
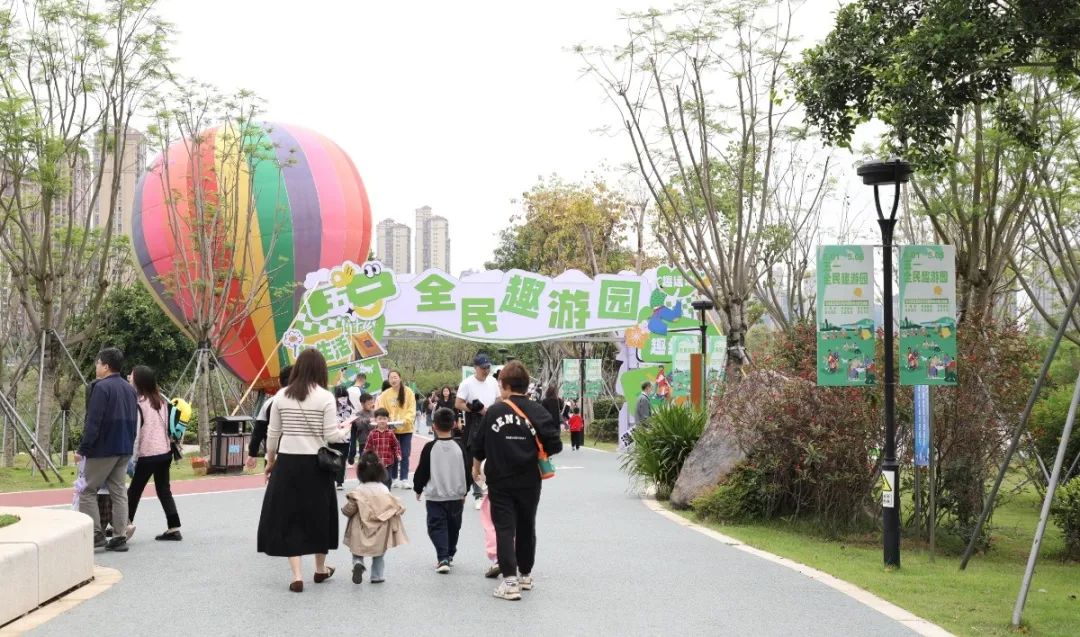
[674,478,1079,636]
[0,452,262,493]
[0,513,18,528]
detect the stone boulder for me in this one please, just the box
[669,370,807,509]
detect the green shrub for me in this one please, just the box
[589,418,619,443]
[1051,477,1080,560]
[620,403,707,499]
[1031,386,1080,483]
[693,463,775,522]
[593,398,624,420]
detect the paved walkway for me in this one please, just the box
[25,445,915,636]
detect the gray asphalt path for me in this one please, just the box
[31,446,914,637]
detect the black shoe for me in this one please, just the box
[352,562,365,584]
[155,530,183,541]
[94,537,107,549]
[104,537,129,552]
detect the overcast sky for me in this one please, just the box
[158,0,869,274]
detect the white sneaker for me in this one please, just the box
[485,562,501,578]
[493,578,521,601]
[401,480,413,490]
[520,574,533,591]
[391,480,402,489]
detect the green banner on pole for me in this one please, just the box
[584,359,603,398]
[561,358,580,399]
[899,245,957,386]
[669,334,698,399]
[817,246,877,386]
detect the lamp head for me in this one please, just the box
[691,299,714,312]
[857,159,912,186]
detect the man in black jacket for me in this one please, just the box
[76,348,138,551]
[471,360,562,601]
[246,365,292,469]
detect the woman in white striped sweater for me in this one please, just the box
[257,349,349,592]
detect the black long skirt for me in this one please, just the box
[257,453,338,557]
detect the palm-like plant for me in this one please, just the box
[621,403,707,499]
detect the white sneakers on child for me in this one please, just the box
[493,578,521,601]
[519,574,534,591]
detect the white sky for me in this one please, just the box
[158,0,871,274]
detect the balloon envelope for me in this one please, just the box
[131,122,372,389]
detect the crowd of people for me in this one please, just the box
[73,344,582,601]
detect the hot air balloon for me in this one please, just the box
[130,122,372,390]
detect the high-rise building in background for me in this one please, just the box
[376,218,412,273]
[94,129,147,235]
[414,205,451,273]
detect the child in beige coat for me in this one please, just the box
[341,452,409,584]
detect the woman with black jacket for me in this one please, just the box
[540,384,563,429]
[471,361,562,601]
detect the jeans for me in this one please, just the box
[488,482,542,578]
[78,455,130,542]
[426,499,464,562]
[353,553,385,581]
[128,452,181,529]
[393,433,413,480]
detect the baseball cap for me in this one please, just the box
[473,353,492,368]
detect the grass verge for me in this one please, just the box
[0,513,18,528]
[0,452,262,493]
[672,482,1079,636]
[560,431,618,454]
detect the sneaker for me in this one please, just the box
[155,530,183,541]
[484,563,501,579]
[104,537,129,552]
[336,484,344,491]
[474,496,483,510]
[436,560,450,574]
[520,574,534,591]
[401,480,413,490]
[124,524,136,540]
[94,536,107,549]
[391,480,402,489]
[493,578,521,601]
[352,562,365,584]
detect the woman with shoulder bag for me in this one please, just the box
[257,349,350,592]
[472,361,563,601]
[126,365,182,543]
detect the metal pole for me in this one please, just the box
[699,306,708,408]
[877,182,901,568]
[928,393,936,561]
[1012,367,1080,627]
[60,410,67,467]
[960,273,1080,568]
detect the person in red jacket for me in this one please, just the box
[568,407,585,451]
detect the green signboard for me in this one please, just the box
[817,246,877,386]
[584,359,603,398]
[561,358,580,399]
[899,245,957,386]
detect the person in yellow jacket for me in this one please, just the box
[376,370,416,489]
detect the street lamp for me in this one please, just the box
[691,299,714,407]
[857,158,913,569]
[497,347,510,363]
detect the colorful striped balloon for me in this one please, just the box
[130,122,372,389]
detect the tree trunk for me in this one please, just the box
[196,350,213,456]
[33,344,61,467]
[723,297,749,380]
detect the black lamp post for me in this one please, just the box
[857,158,913,569]
[497,347,509,364]
[690,299,714,406]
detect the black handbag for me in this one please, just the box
[316,445,344,475]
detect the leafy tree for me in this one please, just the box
[794,0,1080,169]
[0,0,170,465]
[578,0,833,371]
[72,282,195,388]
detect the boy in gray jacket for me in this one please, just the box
[413,407,474,573]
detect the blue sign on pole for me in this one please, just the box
[914,385,930,467]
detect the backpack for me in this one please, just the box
[166,396,192,442]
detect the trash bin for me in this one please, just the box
[209,416,252,473]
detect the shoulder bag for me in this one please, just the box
[276,394,344,477]
[504,398,555,480]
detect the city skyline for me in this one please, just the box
[375,206,452,274]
